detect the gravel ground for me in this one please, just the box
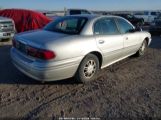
[0,36,161,120]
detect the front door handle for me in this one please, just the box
[99,40,105,44]
[125,37,128,40]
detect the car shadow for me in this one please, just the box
[0,45,77,85]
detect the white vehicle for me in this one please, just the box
[134,11,158,24]
[0,16,15,40]
[65,9,93,16]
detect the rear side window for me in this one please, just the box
[94,18,119,35]
[116,18,134,34]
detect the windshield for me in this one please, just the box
[44,16,88,35]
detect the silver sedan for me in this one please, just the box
[10,15,151,83]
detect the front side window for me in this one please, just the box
[116,18,134,34]
[44,16,87,34]
[94,18,119,35]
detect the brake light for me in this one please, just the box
[26,46,56,60]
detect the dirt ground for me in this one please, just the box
[0,36,161,120]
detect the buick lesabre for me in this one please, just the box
[10,15,151,83]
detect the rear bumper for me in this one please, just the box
[0,32,14,40]
[10,48,82,82]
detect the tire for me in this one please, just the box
[75,54,99,83]
[135,40,147,57]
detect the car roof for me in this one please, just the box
[65,14,123,20]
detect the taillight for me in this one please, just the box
[26,46,56,60]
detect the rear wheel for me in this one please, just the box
[135,40,147,57]
[75,54,99,83]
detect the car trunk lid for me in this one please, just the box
[15,30,68,48]
[13,30,68,60]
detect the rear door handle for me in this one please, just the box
[125,37,128,40]
[99,40,105,44]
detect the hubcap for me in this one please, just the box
[83,60,96,78]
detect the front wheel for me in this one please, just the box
[135,40,147,57]
[75,54,99,83]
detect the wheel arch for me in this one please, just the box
[144,37,149,45]
[74,51,102,83]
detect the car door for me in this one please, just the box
[116,18,140,57]
[94,17,124,68]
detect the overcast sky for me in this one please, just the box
[0,0,161,11]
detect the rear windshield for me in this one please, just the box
[44,16,88,35]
